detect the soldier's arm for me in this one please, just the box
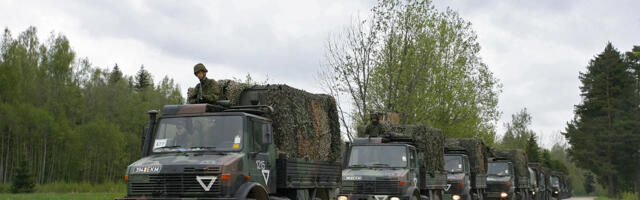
[187,87,197,104]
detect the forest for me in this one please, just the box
[0,27,183,185]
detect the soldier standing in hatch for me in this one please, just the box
[187,63,221,104]
[363,112,385,137]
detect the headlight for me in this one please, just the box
[390,197,400,200]
[338,196,348,200]
[532,191,536,195]
[554,191,559,194]
[452,195,461,200]
[500,192,508,198]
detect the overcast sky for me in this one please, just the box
[1,0,638,148]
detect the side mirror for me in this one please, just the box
[262,124,273,145]
[142,110,158,157]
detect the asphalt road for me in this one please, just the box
[565,197,595,200]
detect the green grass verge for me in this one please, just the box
[0,193,124,200]
[596,192,639,200]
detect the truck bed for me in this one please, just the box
[276,157,341,189]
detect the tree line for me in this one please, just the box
[0,27,183,185]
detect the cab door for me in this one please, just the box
[247,118,274,192]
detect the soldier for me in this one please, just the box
[173,121,192,146]
[363,112,385,137]
[187,63,221,104]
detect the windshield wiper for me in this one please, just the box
[370,163,390,167]
[190,146,217,150]
[349,164,369,168]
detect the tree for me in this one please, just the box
[584,172,595,194]
[108,64,123,84]
[525,134,541,162]
[134,65,152,90]
[501,108,535,149]
[11,157,35,193]
[320,0,501,142]
[563,43,639,197]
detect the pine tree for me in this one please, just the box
[108,64,123,84]
[563,43,639,197]
[525,134,540,162]
[134,65,152,90]
[584,172,595,194]
[11,158,35,193]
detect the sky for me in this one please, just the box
[1,0,638,148]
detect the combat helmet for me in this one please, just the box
[194,63,208,75]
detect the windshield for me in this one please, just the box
[529,168,537,185]
[551,176,560,187]
[488,162,510,176]
[445,155,464,173]
[152,116,244,152]
[348,145,407,168]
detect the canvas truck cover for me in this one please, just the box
[388,124,445,173]
[493,149,529,178]
[217,80,342,162]
[444,138,490,174]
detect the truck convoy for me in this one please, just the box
[120,83,343,200]
[444,139,490,200]
[117,80,574,200]
[339,125,447,200]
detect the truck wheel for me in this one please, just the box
[314,189,330,200]
[246,186,269,200]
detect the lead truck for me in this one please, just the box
[118,83,343,200]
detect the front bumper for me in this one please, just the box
[338,194,409,200]
[117,196,235,200]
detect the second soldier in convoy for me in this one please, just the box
[187,63,222,104]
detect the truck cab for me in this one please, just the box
[444,154,471,200]
[339,137,422,200]
[122,105,276,199]
[121,104,340,200]
[486,160,515,199]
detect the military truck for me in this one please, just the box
[486,150,529,200]
[527,163,550,200]
[119,84,343,200]
[550,172,571,200]
[339,126,447,200]
[444,139,490,200]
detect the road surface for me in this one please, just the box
[566,197,595,200]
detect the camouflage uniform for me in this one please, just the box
[187,63,221,104]
[359,113,386,137]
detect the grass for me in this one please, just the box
[596,192,638,200]
[0,182,126,199]
[0,193,124,200]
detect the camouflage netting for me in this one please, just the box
[493,149,528,178]
[388,124,445,174]
[216,80,342,162]
[444,138,489,174]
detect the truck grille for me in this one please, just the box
[129,173,222,197]
[342,181,400,195]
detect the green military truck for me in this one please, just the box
[119,84,343,200]
[527,163,550,200]
[444,139,490,200]
[550,172,571,200]
[486,150,529,200]
[339,125,447,200]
